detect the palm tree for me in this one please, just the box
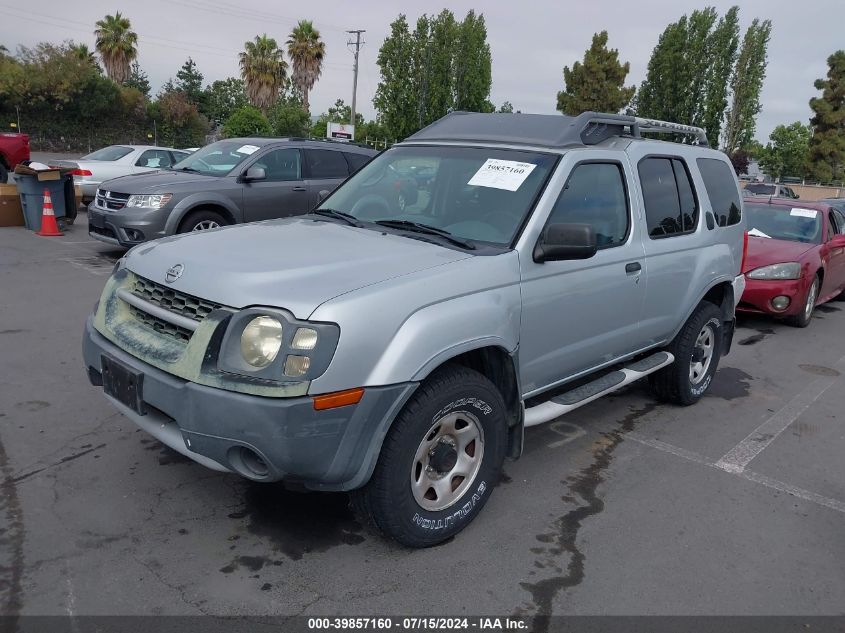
[94,12,138,84]
[286,20,325,113]
[239,35,287,114]
[70,43,98,68]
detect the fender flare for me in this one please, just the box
[164,194,243,235]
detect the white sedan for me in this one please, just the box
[53,145,192,204]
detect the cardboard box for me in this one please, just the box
[13,164,64,181]
[0,184,24,227]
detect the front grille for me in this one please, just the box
[132,276,221,322]
[96,189,130,210]
[90,225,117,239]
[129,305,193,342]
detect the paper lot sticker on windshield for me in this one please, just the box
[236,144,260,155]
[790,208,818,218]
[468,159,537,191]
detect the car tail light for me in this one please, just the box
[740,230,749,272]
[71,169,93,176]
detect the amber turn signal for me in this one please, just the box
[312,387,365,411]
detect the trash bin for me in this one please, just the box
[14,171,76,231]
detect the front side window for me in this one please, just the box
[639,157,698,238]
[318,145,557,246]
[251,148,302,181]
[83,146,133,161]
[305,149,349,179]
[697,158,742,227]
[547,162,629,249]
[745,204,822,244]
[833,209,845,234]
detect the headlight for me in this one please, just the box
[240,316,283,367]
[746,262,802,280]
[125,194,172,209]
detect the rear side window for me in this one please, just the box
[697,158,742,227]
[639,157,698,238]
[305,149,349,179]
[343,152,371,174]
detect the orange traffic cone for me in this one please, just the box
[36,189,63,237]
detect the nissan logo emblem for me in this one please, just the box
[165,264,184,284]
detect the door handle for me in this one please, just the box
[625,262,642,274]
[292,186,307,192]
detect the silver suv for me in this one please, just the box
[83,112,746,547]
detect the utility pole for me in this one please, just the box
[346,30,365,133]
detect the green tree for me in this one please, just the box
[203,78,248,124]
[223,105,272,138]
[454,10,492,112]
[175,57,205,107]
[125,61,150,97]
[723,19,772,153]
[636,7,742,146]
[729,149,751,175]
[93,12,138,84]
[268,98,311,137]
[239,35,287,114]
[156,90,208,147]
[807,50,845,183]
[311,98,364,138]
[69,43,98,69]
[374,15,417,139]
[556,31,635,116]
[758,122,811,180]
[286,20,325,114]
[498,101,514,113]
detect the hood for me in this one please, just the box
[125,217,473,318]
[99,170,213,193]
[743,236,816,273]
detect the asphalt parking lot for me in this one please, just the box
[1,211,843,618]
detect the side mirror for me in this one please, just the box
[533,223,597,262]
[243,166,266,182]
[318,189,331,202]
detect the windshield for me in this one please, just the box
[170,140,263,176]
[82,146,133,161]
[318,145,558,245]
[745,204,822,244]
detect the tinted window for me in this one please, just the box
[252,148,301,181]
[640,157,683,237]
[746,183,775,195]
[548,162,629,249]
[697,158,742,227]
[833,209,845,234]
[672,159,697,231]
[170,150,190,163]
[306,149,349,179]
[344,152,371,174]
[83,146,133,161]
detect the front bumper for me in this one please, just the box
[737,277,805,316]
[87,201,170,247]
[83,316,417,490]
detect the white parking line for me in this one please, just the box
[714,354,845,474]
[629,433,845,515]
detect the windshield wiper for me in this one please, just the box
[311,208,364,227]
[375,220,476,250]
[176,166,202,173]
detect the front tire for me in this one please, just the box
[177,209,228,234]
[787,276,819,327]
[649,301,723,406]
[351,365,507,548]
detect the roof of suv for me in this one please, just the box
[223,137,376,153]
[405,111,711,150]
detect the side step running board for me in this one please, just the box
[523,351,675,428]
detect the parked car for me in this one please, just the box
[739,197,845,326]
[0,132,30,183]
[743,182,799,199]
[83,112,746,547]
[87,138,377,248]
[53,145,191,205]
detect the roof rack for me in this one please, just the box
[405,111,710,149]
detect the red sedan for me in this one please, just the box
[739,197,845,327]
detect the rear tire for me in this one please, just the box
[177,209,228,234]
[787,276,819,328]
[351,365,507,548]
[649,301,723,406]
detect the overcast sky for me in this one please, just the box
[1,0,841,142]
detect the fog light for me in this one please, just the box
[771,295,790,311]
[284,355,311,377]
[291,327,318,350]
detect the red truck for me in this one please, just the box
[0,132,30,182]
